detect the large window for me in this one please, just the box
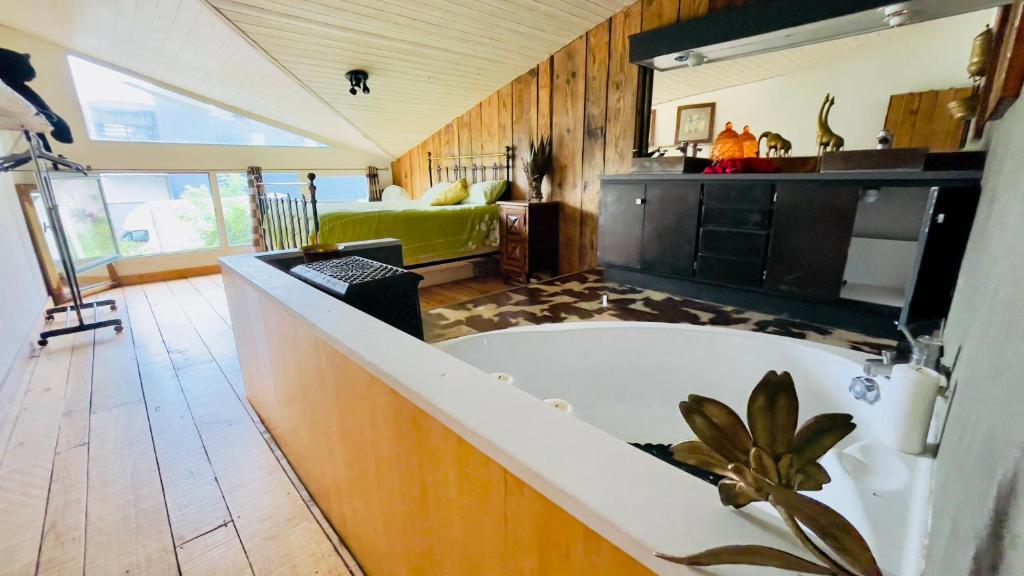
[67,56,326,148]
[260,172,369,204]
[215,173,253,246]
[102,173,219,256]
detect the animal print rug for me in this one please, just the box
[422,270,894,355]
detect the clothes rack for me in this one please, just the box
[1,130,122,345]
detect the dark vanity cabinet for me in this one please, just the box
[598,172,982,338]
[598,181,700,276]
[696,183,773,288]
[597,183,645,269]
[763,183,860,299]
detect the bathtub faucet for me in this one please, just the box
[849,349,896,404]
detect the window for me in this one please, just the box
[67,56,326,148]
[260,172,369,204]
[101,173,219,256]
[215,173,253,246]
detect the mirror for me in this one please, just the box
[648,7,997,158]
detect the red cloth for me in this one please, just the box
[703,157,780,174]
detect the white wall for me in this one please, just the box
[652,11,993,157]
[0,25,392,278]
[924,90,1024,575]
[0,142,46,385]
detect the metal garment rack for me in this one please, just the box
[1,131,122,346]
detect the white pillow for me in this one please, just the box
[382,185,410,201]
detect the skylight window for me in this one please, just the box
[67,56,326,148]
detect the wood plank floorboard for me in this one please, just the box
[0,277,360,575]
[419,275,511,311]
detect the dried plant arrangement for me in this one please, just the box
[656,371,881,576]
[521,136,552,201]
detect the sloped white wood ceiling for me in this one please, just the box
[0,0,387,157]
[208,0,634,156]
[652,36,872,106]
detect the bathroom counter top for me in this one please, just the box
[602,169,983,187]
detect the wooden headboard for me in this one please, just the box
[427,146,512,187]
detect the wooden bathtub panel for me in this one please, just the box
[224,273,652,575]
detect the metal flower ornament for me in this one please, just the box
[656,371,882,576]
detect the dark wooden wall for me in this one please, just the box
[392,0,739,274]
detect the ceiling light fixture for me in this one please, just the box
[345,70,370,96]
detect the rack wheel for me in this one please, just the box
[110,304,118,311]
[38,339,48,347]
[45,315,54,322]
[114,325,124,333]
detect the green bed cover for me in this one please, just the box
[314,200,500,265]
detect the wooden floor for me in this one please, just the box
[0,275,364,576]
[418,275,512,311]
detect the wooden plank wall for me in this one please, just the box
[391,0,730,274]
[884,88,974,152]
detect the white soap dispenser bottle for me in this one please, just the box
[882,337,943,454]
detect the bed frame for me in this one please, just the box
[250,146,513,255]
[427,145,512,188]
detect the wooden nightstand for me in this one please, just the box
[497,200,559,284]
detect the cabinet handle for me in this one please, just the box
[635,198,645,205]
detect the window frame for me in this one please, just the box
[97,169,370,258]
[66,55,329,149]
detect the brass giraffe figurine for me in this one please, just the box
[816,93,844,156]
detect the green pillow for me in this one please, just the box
[429,179,469,206]
[420,181,453,204]
[466,180,507,204]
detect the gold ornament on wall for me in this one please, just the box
[948,25,993,122]
[758,131,792,157]
[816,93,845,156]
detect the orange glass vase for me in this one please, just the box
[740,125,759,158]
[710,122,743,163]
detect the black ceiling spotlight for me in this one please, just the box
[345,70,369,95]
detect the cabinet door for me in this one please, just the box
[764,183,859,299]
[641,181,700,276]
[598,183,645,269]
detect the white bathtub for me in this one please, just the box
[439,322,934,575]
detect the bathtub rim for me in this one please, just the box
[436,319,876,366]
[220,253,928,575]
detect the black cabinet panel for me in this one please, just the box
[900,185,980,327]
[699,227,769,260]
[598,183,645,269]
[696,254,764,288]
[702,205,771,230]
[764,183,859,299]
[641,181,701,276]
[703,182,773,207]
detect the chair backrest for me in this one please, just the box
[382,185,411,201]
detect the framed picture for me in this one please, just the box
[674,102,716,144]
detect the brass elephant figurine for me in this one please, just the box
[758,132,792,157]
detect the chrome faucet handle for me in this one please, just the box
[863,348,897,377]
[849,375,881,404]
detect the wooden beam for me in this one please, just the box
[581,20,611,270]
[641,0,680,31]
[512,68,539,200]
[605,2,644,174]
[987,0,1024,121]
[552,35,588,274]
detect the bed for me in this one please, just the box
[315,200,499,265]
[249,147,511,266]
